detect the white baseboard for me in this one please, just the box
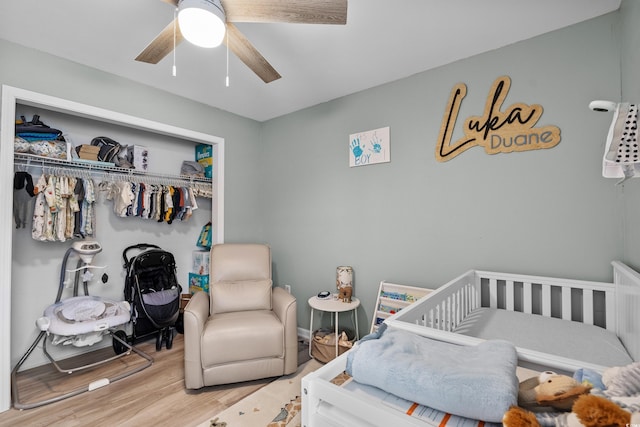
[298,327,310,342]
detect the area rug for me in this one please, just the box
[200,359,323,427]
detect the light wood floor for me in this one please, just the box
[0,334,306,427]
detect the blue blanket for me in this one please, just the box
[346,325,518,423]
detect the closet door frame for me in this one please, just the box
[0,85,225,412]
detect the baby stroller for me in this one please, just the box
[120,244,182,351]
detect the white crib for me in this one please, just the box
[301,261,640,427]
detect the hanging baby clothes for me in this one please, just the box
[64,177,79,240]
[101,179,201,223]
[72,178,84,239]
[164,186,175,223]
[43,175,57,241]
[31,174,48,241]
[80,178,96,237]
[13,172,35,229]
[183,187,198,221]
[31,174,95,242]
[54,176,70,241]
[105,181,135,217]
[141,183,151,218]
[174,186,196,222]
[156,186,167,222]
[135,183,146,218]
[167,186,182,224]
[603,103,639,183]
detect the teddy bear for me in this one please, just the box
[518,371,592,411]
[337,284,352,302]
[506,362,640,427]
[336,266,353,303]
[503,394,632,427]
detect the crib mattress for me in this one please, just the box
[453,308,633,368]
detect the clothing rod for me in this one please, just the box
[13,153,212,187]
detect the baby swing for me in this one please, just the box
[11,240,153,410]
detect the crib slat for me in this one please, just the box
[460,288,465,324]
[471,281,477,310]
[605,290,615,331]
[583,289,594,325]
[442,298,447,331]
[433,304,439,329]
[489,278,498,308]
[450,291,456,329]
[458,288,464,324]
[454,289,460,328]
[466,282,473,314]
[452,294,456,330]
[523,282,532,314]
[506,280,514,311]
[473,282,478,310]
[562,286,572,321]
[445,296,451,331]
[542,284,551,317]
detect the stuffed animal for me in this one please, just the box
[337,285,352,303]
[502,405,540,427]
[336,266,353,303]
[518,371,592,411]
[503,395,632,427]
[569,394,631,427]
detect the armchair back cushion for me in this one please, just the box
[211,280,272,314]
[210,243,271,282]
[209,244,273,314]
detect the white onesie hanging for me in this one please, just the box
[603,103,639,183]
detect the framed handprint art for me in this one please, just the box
[349,126,390,167]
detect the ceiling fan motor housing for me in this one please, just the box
[178,0,226,48]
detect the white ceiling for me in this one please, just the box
[0,0,621,122]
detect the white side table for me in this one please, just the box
[308,296,360,359]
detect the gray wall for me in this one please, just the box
[620,0,640,270]
[261,11,626,336]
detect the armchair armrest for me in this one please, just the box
[272,287,298,374]
[183,291,209,389]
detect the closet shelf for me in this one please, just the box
[14,153,212,186]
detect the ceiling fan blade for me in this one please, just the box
[159,0,179,6]
[225,23,281,83]
[222,0,347,24]
[135,18,184,64]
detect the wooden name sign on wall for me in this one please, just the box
[436,76,561,162]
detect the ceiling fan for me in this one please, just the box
[135,0,348,83]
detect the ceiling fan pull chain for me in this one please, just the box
[172,7,178,77]
[225,26,229,87]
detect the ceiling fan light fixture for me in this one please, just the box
[178,0,226,48]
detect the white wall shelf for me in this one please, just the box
[14,153,213,187]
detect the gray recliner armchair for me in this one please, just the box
[183,243,298,389]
